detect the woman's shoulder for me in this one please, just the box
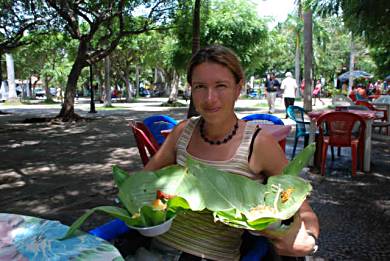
[249,128,288,176]
[170,117,199,138]
[254,129,276,146]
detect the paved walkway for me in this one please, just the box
[0,97,389,260]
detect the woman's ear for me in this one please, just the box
[235,80,243,99]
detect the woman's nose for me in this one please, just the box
[206,88,217,102]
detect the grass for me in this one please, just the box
[95,105,129,111]
[20,98,60,105]
[251,102,269,108]
[3,99,23,106]
[161,101,188,107]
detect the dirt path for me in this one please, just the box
[0,102,188,229]
[1,99,390,260]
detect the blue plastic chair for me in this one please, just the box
[143,115,178,145]
[242,113,284,125]
[89,218,132,241]
[287,106,311,158]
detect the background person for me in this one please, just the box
[142,46,319,260]
[266,73,280,114]
[300,79,305,96]
[312,80,325,106]
[280,72,297,118]
[356,83,369,100]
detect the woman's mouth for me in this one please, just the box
[203,107,220,113]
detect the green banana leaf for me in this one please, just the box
[64,143,315,238]
[61,206,133,240]
[281,143,316,176]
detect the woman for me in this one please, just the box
[312,80,324,106]
[144,46,319,260]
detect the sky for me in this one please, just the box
[255,0,296,28]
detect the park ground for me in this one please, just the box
[0,97,389,260]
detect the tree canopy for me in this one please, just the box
[1,0,387,120]
[311,0,389,76]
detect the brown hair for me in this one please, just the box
[186,45,244,85]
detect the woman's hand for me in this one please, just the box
[260,214,316,257]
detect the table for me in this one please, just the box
[0,213,124,261]
[161,124,291,152]
[256,124,291,152]
[308,110,378,172]
[373,95,390,123]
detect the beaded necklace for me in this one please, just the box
[199,118,239,145]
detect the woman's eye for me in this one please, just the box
[194,85,205,89]
[217,84,227,88]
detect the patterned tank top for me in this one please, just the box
[157,117,263,260]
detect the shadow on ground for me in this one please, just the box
[0,107,389,260]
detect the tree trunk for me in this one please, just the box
[28,77,32,98]
[0,51,3,85]
[295,0,302,98]
[44,75,53,101]
[135,65,140,97]
[348,34,354,93]
[303,9,313,112]
[97,68,104,102]
[192,0,201,55]
[58,62,84,120]
[168,70,179,103]
[104,56,112,107]
[154,68,158,86]
[57,51,87,121]
[6,53,18,101]
[123,70,133,102]
[187,0,201,118]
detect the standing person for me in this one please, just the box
[312,80,324,106]
[266,73,280,114]
[356,83,369,100]
[367,81,374,95]
[142,46,319,260]
[280,72,297,118]
[300,79,305,96]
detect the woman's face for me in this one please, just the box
[190,62,241,123]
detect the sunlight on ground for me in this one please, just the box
[6,140,41,148]
[22,165,58,174]
[0,172,25,189]
[371,172,390,180]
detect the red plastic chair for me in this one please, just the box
[129,120,159,166]
[355,101,387,121]
[355,100,389,135]
[317,112,366,177]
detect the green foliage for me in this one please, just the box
[0,0,52,52]
[13,33,75,87]
[204,0,268,72]
[281,143,315,176]
[369,47,390,78]
[311,0,389,77]
[169,0,268,77]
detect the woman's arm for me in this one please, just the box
[143,120,187,171]
[249,130,320,257]
[267,200,319,256]
[248,131,288,177]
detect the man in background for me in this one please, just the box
[280,72,297,118]
[266,73,280,114]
